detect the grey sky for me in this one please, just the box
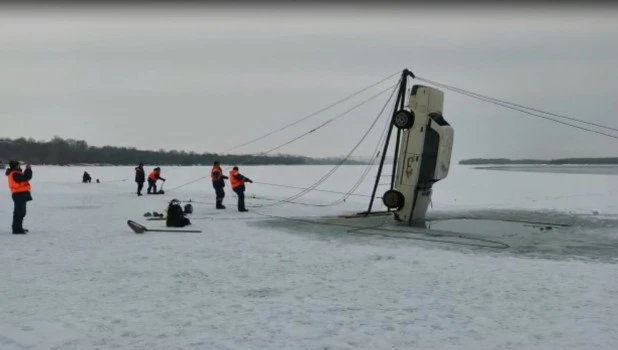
[1,4,617,161]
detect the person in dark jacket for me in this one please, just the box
[135,163,145,196]
[82,171,92,183]
[166,199,191,227]
[211,161,228,209]
[229,166,253,212]
[6,161,33,234]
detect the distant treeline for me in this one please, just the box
[0,136,365,166]
[459,157,618,165]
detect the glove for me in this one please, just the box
[248,179,253,183]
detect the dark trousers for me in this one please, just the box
[136,181,144,195]
[233,186,246,211]
[213,185,225,208]
[147,179,157,194]
[12,194,28,231]
[167,217,191,227]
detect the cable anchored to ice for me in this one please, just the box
[164,175,210,192]
[162,79,399,205]
[162,78,399,196]
[416,76,618,132]
[415,75,618,140]
[325,94,397,206]
[254,80,400,207]
[251,182,382,198]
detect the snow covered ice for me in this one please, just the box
[1,164,618,349]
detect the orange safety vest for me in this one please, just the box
[7,170,31,194]
[211,166,223,182]
[229,170,244,189]
[148,170,160,181]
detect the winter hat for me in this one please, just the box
[9,160,19,169]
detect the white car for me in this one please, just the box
[381,85,454,223]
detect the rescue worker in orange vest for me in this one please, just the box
[211,161,229,209]
[229,166,253,212]
[6,161,33,234]
[147,167,166,194]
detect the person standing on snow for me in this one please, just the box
[135,163,145,196]
[6,161,33,234]
[211,161,228,209]
[147,167,165,194]
[229,166,253,212]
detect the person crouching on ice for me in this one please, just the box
[147,167,165,194]
[6,161,33,234]
[229,166,253,212]
[166,199,191,227]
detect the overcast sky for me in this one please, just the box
[1,4,617,161]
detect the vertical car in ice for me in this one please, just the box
[381,85,454,222]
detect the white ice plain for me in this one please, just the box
[1,164,617,349]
